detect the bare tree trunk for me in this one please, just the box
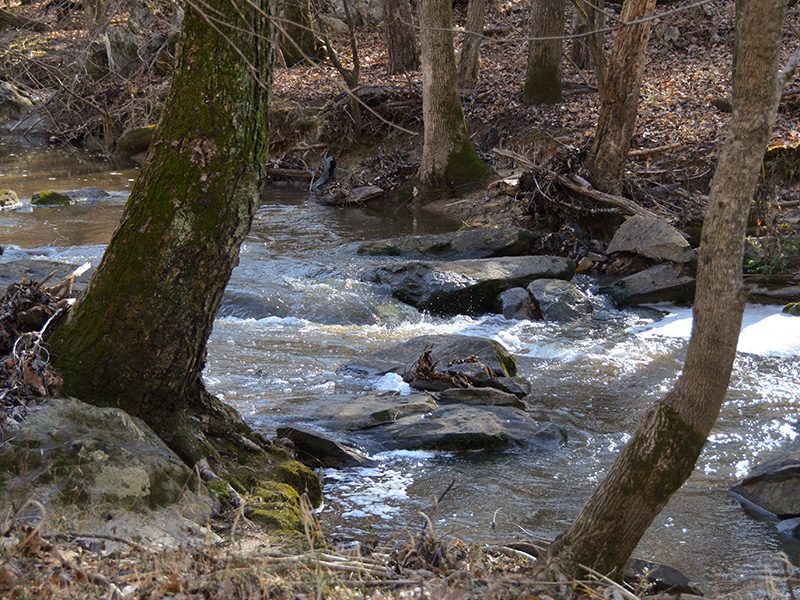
[383,0,419,74]
[456,0,485,88]
[50,0,273,464]
[523,0,565,104]
[277,0,316,66]
[570,0,607,93]
[418,0,492,191]
[537,0,787,578]
[586,0,655,193]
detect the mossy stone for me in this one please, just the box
[115,125,157,160]
[31,190,72,206]
[0,189,20,209]
[783,302,800,316]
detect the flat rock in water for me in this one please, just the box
[745,283,800,304]
[357,227,536,260]
[364,255,575,315]
[436,387,525,409]
[731,439,800,518]
[276,426,376,468]
[483,376,532,398]
[600,263,695,306]
[607,216,694,263]
[337,334,517,379]
[314,391,439,431]
[0,397,215,549]
[377,404,565,451]
[0,259,94,295]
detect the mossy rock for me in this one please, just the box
[783,302,800,316]
[0,189,20,210]
[245,482,305,532]
[115,124,157,161]
[31,190,72,206]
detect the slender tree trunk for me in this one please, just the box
[570,0,607,94]
[537,0,786,578]
[586,0,656,193]
[277,0,316,66]
[523,0,565,104]
[383,0,419,74]
[49,0,272,463]
[418,0,492,191]
[456,0,485,88]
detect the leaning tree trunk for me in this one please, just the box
[49,0,273,464]
[383,0,419,74]
[523,0,565,104]
[456,0,486,88]
[537,0,786,578]
[585,0,656,193]
[418,0,492,192]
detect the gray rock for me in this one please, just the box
[625,558,703,595]
[0,82,34,126]
[378,405,565,451]
[437,387,525,409]
[783,302,800,316]
[443,361,494,385]
[746,284,800,304]
[483,377,532,398]
[64,187,111,202]
[357,227,536,260]
[365,256,575,316]
[314,391,439,431]
[526,279,593,321]
[0,397,214,549]
[276,426,376,468]
[0,259,94,295]
[607,216,694,263]
[601,263,696,306]
[731,439,800,518]
[494,287,534,319]
[115,125,156,162]
[0,189,21,210]
[338,334,517,379]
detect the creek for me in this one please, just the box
[2,144,799,592]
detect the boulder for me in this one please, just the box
[607,216,694,263]
[338,334,517,379]
[483,376,531,398]
[436,387,525,409]
[276,426,376,468]
[526,279,593,321]
[365,255,575,315]
[377,405,565,451]
[494,287,535,319]
[115,125,157,162]
[0,81,34,127]
[600,263,695,306]
[731,439,800,518]
[31,190,72,206]
[0,397,215,549]
[357,227,536,260]
[745,283,800,304]
[0,189,21,210]
[315,391,439,431]
[784,302,800,316]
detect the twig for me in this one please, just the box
[628,142,683,156]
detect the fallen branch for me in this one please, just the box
[628,142,683,156]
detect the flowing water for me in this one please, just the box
[2,145,800,592]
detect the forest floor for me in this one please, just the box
[1,0,800,598]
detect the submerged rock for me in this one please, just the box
[364,255,575,315]
[378,405,565,451]
[0,397,215,549]
[357,227,536,260]
[338,334,517,379]
[607,215,694,263]
[731,439,800,518]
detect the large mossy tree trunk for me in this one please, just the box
[585,0,656,193]
[456,0,486,88]
[536,0,786,578]
[50,0,270,463]
[383,0,419,74]
[418,0,493,193]
[523,0,565,104]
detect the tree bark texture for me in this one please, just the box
[383,0,419,74]
[456,0,485,88]
[277,0,316,66]
[539,0,786,577]
[50,0,272,444]
[418,0,492,191]
[523,0,565,104]
[586,0,656,193]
